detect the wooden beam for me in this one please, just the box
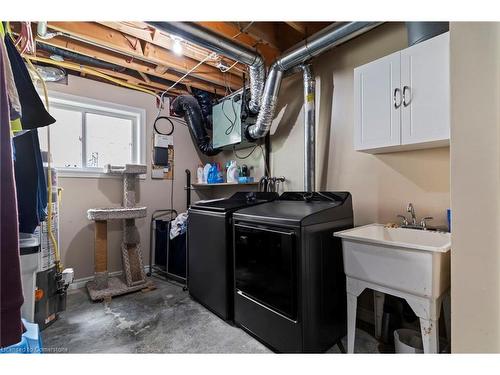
[36,36,228,95]
[142,41,242,89]
[231,22,281,50]
[91,67,186,95]
[45,22,242,90]
[196,22,281,65]
[138,71,151,84]
[285,22,307,35]
[97,21,245,77]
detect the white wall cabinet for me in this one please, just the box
[354,32,449,153]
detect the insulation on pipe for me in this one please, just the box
[36,42,126,71]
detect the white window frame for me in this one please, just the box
[41,91,146,179]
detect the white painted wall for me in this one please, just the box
[257,23,451,227]
[46,75,206,280]
[450,22,500,353]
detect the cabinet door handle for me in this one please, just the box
[403,85,411,107]
[393,87,402,109]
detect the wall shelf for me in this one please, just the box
[191,182,258,188]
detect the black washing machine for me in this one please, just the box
[232,191,353,353]
[188,192,278,321]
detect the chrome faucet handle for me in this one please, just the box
[407,203,417,225]
[397,215,409,226]
[420,216,433,229]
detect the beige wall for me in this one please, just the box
[266,22,450,227]
[46,75,204,280]
[450,22,500,353]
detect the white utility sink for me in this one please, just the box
[334,224,451,354]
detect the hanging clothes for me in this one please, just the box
[13,130,47,233]
[0,35,21,121]
[4,35,55,130]
[0,36,24,349]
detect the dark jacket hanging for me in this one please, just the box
[13,130,47,233]
[4,35,55,129]
[0,37,24,348]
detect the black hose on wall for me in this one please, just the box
[171,95,221,156]
[191,87,215,130]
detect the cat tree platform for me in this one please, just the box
[86,164,154,301]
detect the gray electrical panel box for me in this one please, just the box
[212,89,258,150]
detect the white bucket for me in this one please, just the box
[394,329,424,354]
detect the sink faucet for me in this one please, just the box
[396,203,434,230]
[407,203,417,225]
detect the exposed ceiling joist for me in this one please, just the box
[97,21,246,78]
[285,22,307,35]
[231,22,281,50]
[35,36,228,95]
[137,71,151,83]
[91,67,187,95]
[195,22,281,66]
[44,22,243,90]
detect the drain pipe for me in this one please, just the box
[145,22,265,113]
[301,64,315,192]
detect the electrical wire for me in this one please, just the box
[233,144,270,177]
[219,60,239,73]
[22,49,62,273]
[14,22,35,55]
[153,116,174,135]
[23,55,161,100]
[222,97,238,135]
[233,144,259,159]
[232,22,254,39]
[157,51,217,113]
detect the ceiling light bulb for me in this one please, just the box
[173,38,183,56]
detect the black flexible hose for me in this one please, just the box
[171,95,221,156]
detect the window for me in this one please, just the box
[38,93,145,177]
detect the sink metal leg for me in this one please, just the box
[347,292,358,354]
[419,317,439,353]
[373,291,385,339]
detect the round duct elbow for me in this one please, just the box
[171,95,221,156]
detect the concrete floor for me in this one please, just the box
[42,278,381,353]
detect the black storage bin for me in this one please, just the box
[153,218,187,282]
[168,232,187,279]
[154,219,169,271]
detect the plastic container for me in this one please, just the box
[237,176,254,184]
[0,319,42,354]
[226,161,238,183]
[406,22,449,46]
[196,165,204,184]
[394,329,423,353]
[19,233,40,322]
[207,163,219,184]
[203,163,212,184]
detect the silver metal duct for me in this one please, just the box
[247,21,382,140]
[145,22,266,113]
[246,66,283,139]
[301,64,316,192]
